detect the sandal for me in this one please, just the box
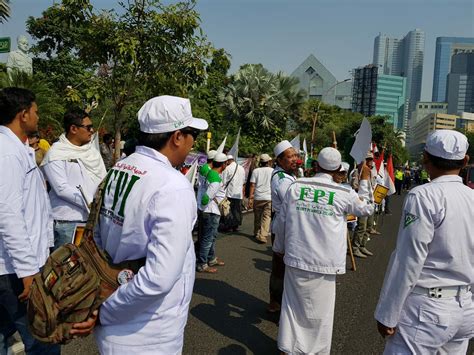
[208,258,225,267]
[197,264,218,273]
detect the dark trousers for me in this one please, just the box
[395,179,403,195]
[196,212,220,267]
[0,274,60,355]
[269,233,285,305]
[222,198,242,230]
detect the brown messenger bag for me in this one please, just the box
[27,176,145,344]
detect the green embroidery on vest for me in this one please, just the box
[404,211,419,228]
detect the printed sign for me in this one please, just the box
[0,37,10,53]
[373,184,389,205]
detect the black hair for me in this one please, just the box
[123,138,138,156]
[28,131,40,139]
[213,161,225,169]
[137,131,174,151]
[0,87,36,125]
[63,107,89,133]
[259,161,270,167]
[103,133,113,144]
[425,151,465,170]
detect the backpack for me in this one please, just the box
[27,177,145,344]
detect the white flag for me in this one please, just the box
[350,118,372,164]
[185,159,199,187]
[216,134,227,154]
[302,138,308,166]
[228,128,241,159]
[290,134,301,151]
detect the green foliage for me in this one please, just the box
[0,0,10,23]
[463,131,474,163]
[27,0,213,158]
[219,63,306,155]
[0,71,65,138]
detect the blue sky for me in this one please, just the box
[1,0,473,100]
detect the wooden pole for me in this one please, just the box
[347,229,356,271]
[332,130,337,149]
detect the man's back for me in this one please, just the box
[223,161,246,199]
[95,145,196,352]
[250,166,273,201]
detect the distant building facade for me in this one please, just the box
[457,112,474,132]
[352,64,406,129]
[373,29,425,117]
[410,113,459,156]
[412,102,448,125]
[291,54,352,109]
[432,37,474,102]
[447,52,474,114]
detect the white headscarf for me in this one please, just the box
[41,133,107,185]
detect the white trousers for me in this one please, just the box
[278,266,336,355]
[384,290,474,355]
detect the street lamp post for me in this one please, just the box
[310,78,351,157]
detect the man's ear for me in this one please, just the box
[462,155,470,169]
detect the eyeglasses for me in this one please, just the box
[181,127,200,140]
[75,124,94,132]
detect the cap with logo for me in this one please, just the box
[274,140,293,157]
[214,153,228,163]
[138,95,208,134]
[260,153,271,162]
[317,147,342,171]
[425,130,468,160]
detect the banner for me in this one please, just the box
[228,128,241,159]
[290,134,301,151]
[216,134,227,154]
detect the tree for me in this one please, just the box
[27,0,213,159]
[219,64,306,154]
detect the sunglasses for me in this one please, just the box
[181,127,200,140]
[76,124,94,132]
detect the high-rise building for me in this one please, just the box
[447,52,474,114]
[352,64,406,129]
[432,37,474,102]
[291,54,352,109]
[373,29,425,117]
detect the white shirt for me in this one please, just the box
[375,175,474,328]
[0,126,53,277]
[271,166,296,215]
[197,169,225,215]
[250,167,273,201]
[222,161,246,199]
[94,146,196,353]
[42,159,98,221]
[273,173,374,274]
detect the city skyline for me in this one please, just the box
[0,0,473,101]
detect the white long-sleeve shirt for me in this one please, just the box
[94,146,196,353]
[222,161,246,199]
[0,126,53,277]
[273,173,374,274]
[42,159,98,221]
[375,175,474,328]
[270,166,296,234]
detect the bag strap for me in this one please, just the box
[224,163,238,190]
[83,172,110,242]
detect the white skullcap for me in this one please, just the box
[227,154,234,160]
[366,151,374,159]
[339,162,350,172]
[274,140,293,157]
[317,147,341,171]
[214,153,228,163]
[425,130,468,160]
[260,153,271,162]
[138,95,208,134]
[207,150,217,160]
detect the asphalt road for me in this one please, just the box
[62,192,473,355]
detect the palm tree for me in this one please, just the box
[0,0,10,23]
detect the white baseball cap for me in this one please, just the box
[138,95,208,134]
[207,150,217,160]
[317,147,342,171]
[214,153,228,163]
[339,162,350,172]
[425,130,468,160]
[260,153,271,162]
[274,140,293,157]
